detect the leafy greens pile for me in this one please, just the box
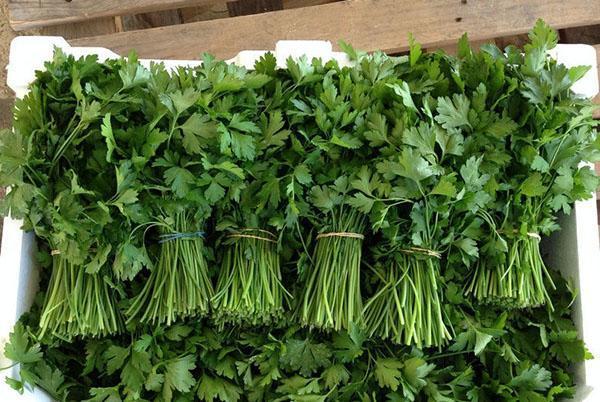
[0,20,598,401]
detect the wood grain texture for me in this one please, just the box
[41,17,117,39]
[282,0,339,8]
[179,0,331,23]
[8,0,217,30]
[71,0,600,60]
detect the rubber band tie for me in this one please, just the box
[159,231,205,244]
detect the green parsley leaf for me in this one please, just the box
[3,322,42,364]
[509,364,552,392]
[435,94,471,130]
[322,364,350,389]
[281,339,332,377]
[163,355,196,401]
[374,358,403,391]
[197,375,242,402]
[520,172,547,197]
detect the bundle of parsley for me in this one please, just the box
[300,197,366,331]
[458,23,599,309]
[212,184,292,327]
[125,207,214,326]
[0,53,132,339]
[209,65,295,327]
[284,65,372,331]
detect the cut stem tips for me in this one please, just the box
[39,254,121,339]
[126,211,213,326]
[364,252,451,348]
[465,234,555,309]
[212,228,290,327]
[300,212,365,331]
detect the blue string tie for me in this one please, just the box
[159,231,205,244]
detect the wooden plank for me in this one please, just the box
[71,0,600,61]
[180,0,334,23]
[560,24,600,44]
[8,0,218,31]
[41,17,118,39]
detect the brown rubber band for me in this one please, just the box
[228,233,277,243]
[399,247,442,259]
[50,249,61,256]
[316,232,365,240]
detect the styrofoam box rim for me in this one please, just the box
[1,37,599,401]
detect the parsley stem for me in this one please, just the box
[365,253,451,348]
[212,228,290,327]
[126,211,213,326]
[299,209,364,331]
[466,234,555,309]
[39,253,121,339]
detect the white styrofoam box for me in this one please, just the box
[1,38,598,401]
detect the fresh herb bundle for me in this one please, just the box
[0,52,130,338]
[300,202,366,331]
[362,142,469,348]
[210,87,294,327]
[281,57,391,331]
[347,41,473,347]
[39,252,121,339]
[212,227,289,326]
[456,23,600,308]
[126,209,213,326]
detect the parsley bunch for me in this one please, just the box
[281,59,378,331]
[0,52,140,338]
[457,22,600,308]
[210,57,295,327]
